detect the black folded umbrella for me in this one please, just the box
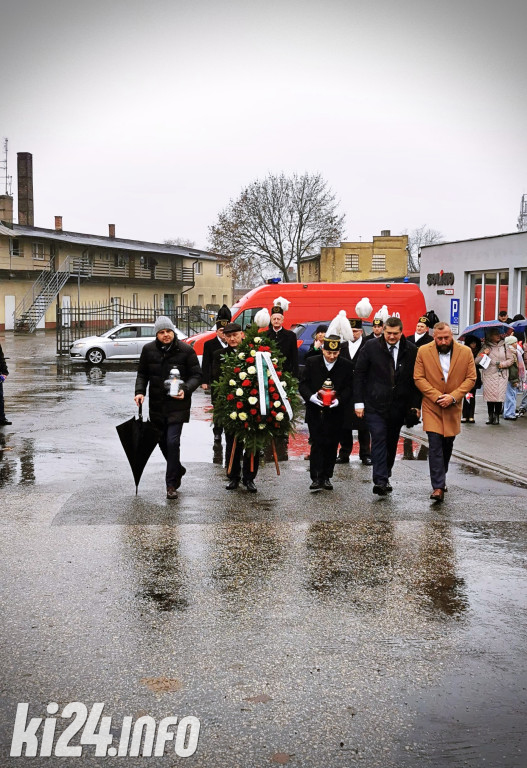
[116,404,162,494]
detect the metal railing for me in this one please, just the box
[14,256,72,333]
[56,301,215,355]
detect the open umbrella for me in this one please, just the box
[458,320,515,340]
[116,403,162,494]
[511,318,527,332]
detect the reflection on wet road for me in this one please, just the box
[0,332,526,768]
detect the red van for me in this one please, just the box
[188,281,426,357]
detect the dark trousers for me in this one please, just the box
[0,381,5,420]
[487,401,503,417]
[427,431,455,490]
[225,432,259,483]
[310,433,340,481]
[159,422,184,487]
[365,411,404,486]
[462,387,477,419]
[213,422,223,440]
[338,427,371,459]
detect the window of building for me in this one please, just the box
[10,238,22,257]
[132,293,138,308]
[223,295,228,305]
[344,253,359,271]
[195,261,203,275]
[153,294,159,308]
[469,271,510,323]
[521,271,527,317]
[181,293,188,306]
[216,263,223,276]
[371,254,386,271]
[211,295,217,305]
[198,294,204,306]
[32,242,45,260]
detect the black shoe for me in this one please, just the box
[174,466,187,489]
[335,456,350,464]
[0,419,12,425]
[486,415,495,425]
[225,479,240,490]
[361,457,373,466]
[166,486,178,499]
[385,483,393,493]
[373,484,389,496]
[322,478,333,490]
[310,480,323,492]
[243,480,257,493]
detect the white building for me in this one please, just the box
[419,231,527,335]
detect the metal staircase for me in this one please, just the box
[14,257,72,333]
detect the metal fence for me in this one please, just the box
[56,301,216,355]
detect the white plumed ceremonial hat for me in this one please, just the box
[374,304,390,322]
[355,297,373,318]
[327,309,355,342]
[254,308,271,328]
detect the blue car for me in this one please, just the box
[292,320,374,372]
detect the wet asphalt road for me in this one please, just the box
[1,332,526,768]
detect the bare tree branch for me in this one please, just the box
[403,225,444,272]
[208,172,345,284]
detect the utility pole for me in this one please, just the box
[1,138,13,195]
[517,193,527,232]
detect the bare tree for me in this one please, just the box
[208,172,345,283]
[164,237,196,248]
[404,225,444,271]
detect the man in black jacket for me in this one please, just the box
[354,317,421,496]
[299,335,353,491]
[134,316,202,499]
[0,343,11,426]
[201,305,231,448]
[407,316,434,348]
[211,323,259,492]
[265,302,299,378]
[336,317,371,465]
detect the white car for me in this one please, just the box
[69,323,187,365]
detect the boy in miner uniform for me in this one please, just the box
[299,335,353,491]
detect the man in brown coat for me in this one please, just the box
[414,322,476,502]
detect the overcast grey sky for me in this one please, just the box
[2,0,526,249]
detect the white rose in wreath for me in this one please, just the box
[254,336,262,343]
[258,423,266,429]
[247,366,256,374]
[238,352,245,359]
[229,412,237,420]
[275,412,284,421]
[239,412,248,420]
[239,371,247,380]
[272,358,278,364]
[273,400,281,408]
[236,388,243,396]
[248,396,258,405]
[229,379,236,386]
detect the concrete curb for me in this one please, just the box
[400,428,527,488]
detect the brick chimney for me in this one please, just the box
[55,216,63,231]
[17,152,34,226]
[109,224,115,238]
[380,229,391,237]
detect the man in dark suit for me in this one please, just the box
[336,317,372,465]
[211,323,259,493]
[265,302,299,378]
[407,316,434,348]
[201,305,231,448]
[299,335,353,491]
[364,317,384,341]
[354,317,421,496]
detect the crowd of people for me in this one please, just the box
[131,303,525,503]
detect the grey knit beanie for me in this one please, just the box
[154,315,176,334]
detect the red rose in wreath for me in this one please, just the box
[236,401,244,409]
[246,356,255,363]
[227,393,235,401]
[233,367,241,373]
[250,408,258,415]
[250,389,258,395]
[242,379,251,387]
